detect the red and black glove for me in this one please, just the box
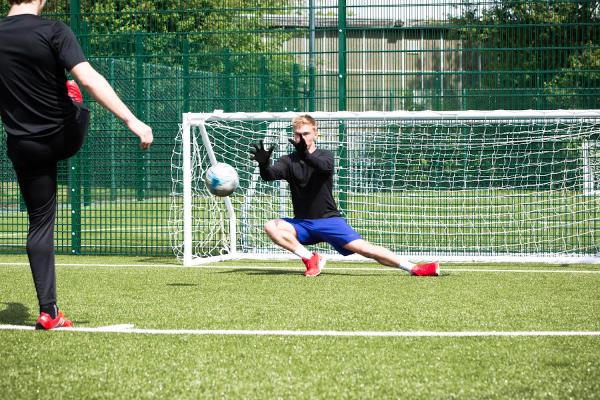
[66,80,83,104]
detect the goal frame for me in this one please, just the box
[180,110,600,266]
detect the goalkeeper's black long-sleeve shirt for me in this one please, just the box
[259,148,341,219]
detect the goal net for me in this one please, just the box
[170,110,600,265]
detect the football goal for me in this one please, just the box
[170,110,600,265]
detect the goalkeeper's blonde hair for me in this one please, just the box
[292,114,317,131]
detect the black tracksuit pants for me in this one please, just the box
[6,105,89,310]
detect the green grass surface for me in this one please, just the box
[1,255,599,399]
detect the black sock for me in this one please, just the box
[40,303,58,319]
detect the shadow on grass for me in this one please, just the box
[137,257,180,265]
[218,268,409,277]
[0,302,31,325]
[166,283,199,287]
[226,269,301,276]
[0,302,91,326]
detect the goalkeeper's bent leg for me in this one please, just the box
[264,219,304,254]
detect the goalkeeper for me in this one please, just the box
[249,114,439,277]
[0,0,153,329]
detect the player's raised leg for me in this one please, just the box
[343,239,439,276]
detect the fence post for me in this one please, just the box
[69,0,82,254]
[82,151,91,208]
[109,59,117,202]
[69,0,80,35]
[434,73,442,111]
[337,0,348,213]
[69,159,82,254]
[308,0,316,112]
[77,19,92,208]
[223,48,233,112]
[260,56,269,111]
[338,0,347,112]
[292,63,300,111]
[182,40,190,113]
[135,33,146,201]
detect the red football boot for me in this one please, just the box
[410,261,440,276]
[302,252,325,277]
[35,310,73,330]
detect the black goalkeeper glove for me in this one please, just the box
[288,136,308,159]
[249,140,274,165]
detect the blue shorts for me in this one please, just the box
[283,217,362,256]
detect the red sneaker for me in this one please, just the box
[302,252,325,277]
[411,261,440,276]
[35,310,73,330]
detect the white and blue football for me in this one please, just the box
[204,162,239,197]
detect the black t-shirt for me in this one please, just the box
[0,14,87,137]
[260,148,341,219]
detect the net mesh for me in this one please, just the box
[171,112,600,262]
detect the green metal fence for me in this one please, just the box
[1,1,599,256]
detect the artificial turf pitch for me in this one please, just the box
[1,255,599,399]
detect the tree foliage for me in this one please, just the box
[3,1,297,72]
[451,1,600,108]
[77,1,295,72]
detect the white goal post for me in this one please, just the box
[171,110,600,266]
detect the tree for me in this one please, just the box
[75,0,294,72]
[545,45,600,108]
[450,0,600,109]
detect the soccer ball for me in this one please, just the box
[204,162,239,197]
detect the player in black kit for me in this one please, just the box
[250,114,439,277]
[0,0,153,329]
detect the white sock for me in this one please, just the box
[397,260,415,273]
[293,246,313,260]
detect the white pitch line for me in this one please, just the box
[0,324,599,337]
[438,268,600,274]
[1,262,600,274]
[95,324,136,331]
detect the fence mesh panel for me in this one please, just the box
[1,1,599,256]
